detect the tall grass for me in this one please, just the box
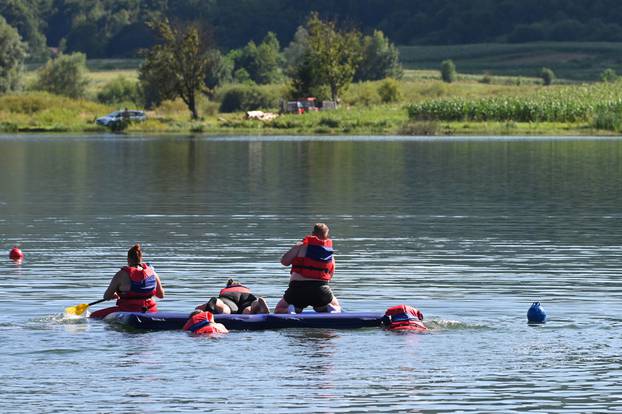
[0,92,110,131]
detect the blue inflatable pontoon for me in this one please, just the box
[105,311,387,331]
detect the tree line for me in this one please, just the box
[0,13,403,120]
[3,0,622,60]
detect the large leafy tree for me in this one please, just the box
[0,16,27,94]
[0,0,48,61]
[283,25,309,77]
[139,19,214,119]
[293,13,362,103]
[231,32,282,84]
[355,30,403,81]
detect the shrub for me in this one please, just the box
[319,117,340,128]
[345,82,380,106]
[33,53,89,98]
[601,68,618,83]
[377,78,401,103]
[540,67,556,86]
[441,59,457,83]
[96,76,142,105]
[218,84,280,113]
[592,105,622,131]
[480,72,493,84]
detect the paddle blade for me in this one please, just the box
[65,303,89,316]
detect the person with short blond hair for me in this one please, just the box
[274,223,341,313]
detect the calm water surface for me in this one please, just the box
[1,135,621,413]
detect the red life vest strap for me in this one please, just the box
[219,284,251,296]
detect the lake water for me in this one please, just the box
[1,134,621,413]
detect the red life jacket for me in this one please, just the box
[117,263,158,312]
[183,311,229,335]
[291,236,335,281]
[219,283,251,297]
[384,305,428,332]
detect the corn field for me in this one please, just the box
[408,82,622,123]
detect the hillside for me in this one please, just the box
[4,0,622,60]
[400,42,622,81]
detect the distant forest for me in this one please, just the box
[4,0,622,59]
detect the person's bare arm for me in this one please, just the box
[155,274,165,298]
[103,271,123,300]
[281,242,303,266]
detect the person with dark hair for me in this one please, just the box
[274,223,341,314]
[90,244,165,319]
[196,279,269,314]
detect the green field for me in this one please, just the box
[5,44,622,136]
[399,42,622,81]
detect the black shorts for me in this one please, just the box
[221,293,257,314]
[283,281,334,309]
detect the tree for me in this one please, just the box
[232,32,282,84]
[139,19,214,119]
[283,26,309,76]
[0,0,48,61]
[33,52,89,98]
[0,16,27,94]
[355,30,403,81]
[441,59,457,83]
[601,68,618,83]
[293,13,362,103]
[255,32,282,84]
[204,49,233,91]
[540,67,556,86]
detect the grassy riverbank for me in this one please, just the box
[2,65,621,136]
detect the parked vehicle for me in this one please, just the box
[96,109,147,127]
[283,97,320,114]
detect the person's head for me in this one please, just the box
[127,243,143,266]
[226,279,241,287]
[312,223,330,240]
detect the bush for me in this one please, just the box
[33,53,89,98]
[377,78,401,103]
[344,82,380,106]
[592,106,622,131]
[540,67,556,86]
[441,59,457,83]
[480,72,493,84]
[96,76,142,105]
[601,68,618,83]
[218,84,280,113]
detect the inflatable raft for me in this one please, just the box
[105,311,392,331]
[103,305,428,332]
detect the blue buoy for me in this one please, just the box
[527,302,546,324]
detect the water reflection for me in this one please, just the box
[1,136,622,412]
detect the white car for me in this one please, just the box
[96,110,147,126]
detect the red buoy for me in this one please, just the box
[9,246,24,261]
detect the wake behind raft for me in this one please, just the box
[102,305,428,332]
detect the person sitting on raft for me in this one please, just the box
[183,310,228,335]
[196,279,269,314]
[90,244,165,319]
[274,223,341,314]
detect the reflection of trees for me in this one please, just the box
[3,137,622,232]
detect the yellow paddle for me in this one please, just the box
[65,298,108,316]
